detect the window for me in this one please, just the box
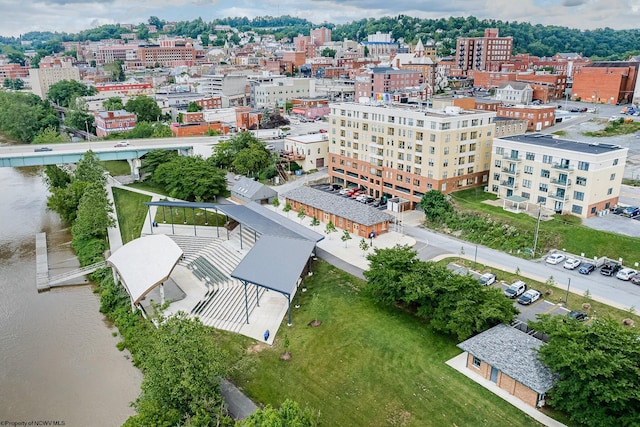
[578,161,590,171]
[524,165,533,175]
[539,183,548,192]
[526,152,535,161]
[542,155,553,164]
[472,356,481,368]
[607,188,613,195]
[574,191,584,201]
[613,158,619,166]
[495,147,504,155]
[571,205,583,215]
[610,173,616,181]
[522,179,531,188]
[541,169,550,178]
[521,192,530,200]
[537,196,547,204]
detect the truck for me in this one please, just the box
[249,129,283,140]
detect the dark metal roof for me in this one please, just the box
[231,177,277,200]
[144,201,324,242]
[457,324,555,394]
[231,235,316,296]
[499,134,626,155]
[283,186,395,227]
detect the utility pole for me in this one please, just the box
[565,278,571,306]
[532,202,542,257]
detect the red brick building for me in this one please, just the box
[235,107,262,130]
[195,96,224,110]
[95,110,137,137]
[170,121,229,137]
[0,63,29,79]
[354,67,423,100]
[496,105,555,131]
[455,28,513,78]
[572,62,639,105]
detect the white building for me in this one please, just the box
[29,64,81,99]
[283,133,330,171]
[489,134,627,217]
[495,82,534,104]
[253,78,316,109]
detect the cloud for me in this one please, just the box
[563,0,587,6]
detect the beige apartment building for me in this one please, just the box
[327,102,497,205]
[254,78,315,109]
[489,134,627,218]
[283,133,330,171]
[29,64,81,99]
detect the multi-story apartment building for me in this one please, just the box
[489,134,627,218]
[496,105,556,131]
[253,78,315,108]
[328,102,497,205]
[94,110,137,137]
[29,62,81,99]
[283,133,330,171]
[127,44,196,68]
[354,67,423,101]
[455,28,513,78]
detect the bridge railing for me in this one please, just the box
[48,261,107,285]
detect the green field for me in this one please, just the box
[111,187,151,244]
[450,187,640,263]
[220,260,543,427]
[101,160,131,177]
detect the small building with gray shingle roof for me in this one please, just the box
[230,177,278,205]
[283,186,395,238]
[457,323,556,408]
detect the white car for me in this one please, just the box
[114,141,130,147]
[546,253,566,265]
[616,268,637,281]
[563,258,581,270]
[479,273,497,286]
[517,289,541,305]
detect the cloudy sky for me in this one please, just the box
[1,0,639,37]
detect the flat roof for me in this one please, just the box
[231,235,316,296]
[498,134,626,155]
[285,134,327,143]
[458,324,555,394]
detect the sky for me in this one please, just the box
[1,0,639,37]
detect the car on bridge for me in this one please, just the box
[114,141,130,147]
[33,147,52,152]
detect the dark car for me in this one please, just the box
[620,206,640,218]
[579,263,596,275]
[600,261,622,276]
[611,206,626,215]
[631,274,640,286]
[567,310,589,321]
[570,107,582,112]
[34,147,53,152]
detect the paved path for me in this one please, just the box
[220,379,258,420]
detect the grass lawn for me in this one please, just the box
[112,187,152,244]
[582,119,640,137]
[221,260,543,427]
[450,187,640,262]
[101,160,131,177]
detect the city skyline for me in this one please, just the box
[1,0,639,38]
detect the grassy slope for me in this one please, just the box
[111,187,152,244]
[451,187,640,262]
[101,160,132,176]
[224,261,542,427]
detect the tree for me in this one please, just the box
[124,96,162,122]
[75,150,106,185]
[3,78,24,90]
[65,110,94,133]
[324,221,336,239]
[71,181,115,242]
[47,179,87,223]
[321,47,336,58]
[153,156,226,201]
[47,80,97,108]
[310,216,320,229]
[308,292,325,327]
[359,238,369,256]
[283,202,292,217]
[297,206,306,223]
[140,149,178,178]
[104,60,125,82]
[43,164,72,189]
[0,92,59,143]
[32,127,68,145]
[271,197,280,210]
[103,97,124,111]
[239,399,317,427]
[419,190,452,224]
[531,315,640,426]
[364,245,420,304]
[186,101,203,112]
[341,230,352,247]
[231,144,271,176]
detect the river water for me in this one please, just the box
[0,137,142,426]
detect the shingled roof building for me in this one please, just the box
[457,324,556,408]
[230,177,278,205]
[283,186,395,238]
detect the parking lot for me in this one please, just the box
[310,184,390,211]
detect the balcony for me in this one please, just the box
[550,178,571,187]
[548,192,569,201]
[502,155,522,162]
[500,181,518,189]
[552,163,574,171]
[501,167,520,176]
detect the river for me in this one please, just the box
[0,137,142,426]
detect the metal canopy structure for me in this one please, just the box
[503,195,529,213]
[231,235,317,326]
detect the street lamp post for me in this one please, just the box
[474,244,478,270]
[565,277,571,305]
[532,202,542,257]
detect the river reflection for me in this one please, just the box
[0,139,141,426]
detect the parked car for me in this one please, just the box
[33,147,52,152]
[620,206,640,218]
[567,310,589,321]
[339,188,350,195]
[600,261,622,276]
[517,289,541,305]
[563,258,581,270]
[616,268,637,281]
[579,263,596,275]
[479,273,497,286]
[114,141,130,147]
[630,274,640,285]
[358,196,374,204]
[504,280,527,298]
[546,253,566,265]
[611,206,626,215]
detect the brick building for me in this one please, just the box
[496,105,555,131]
[455,28,513,78]
[572,62,639,105]
[170,121,229,137]
[458,324,555,408]
[328,101,497,205]
[95,110,137,137]
[354,67,423,101]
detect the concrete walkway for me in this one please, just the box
[446,353,566,427]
